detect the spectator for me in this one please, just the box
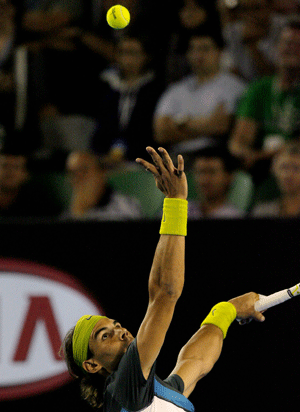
[90,33,165,163]
[0,0,16,132]
[188,144,246,218]
[63,150,142,220]
[18,0,84,50]
[221,0,276,82]
[0,139,62,220]
[0,0,44,150]
[251,140,300,217]
[153,28,246,157]
[229,16,300,186]
[17,0,86,107]
[217,0,240,28]
[271,0,300,27]
[25,0,172,89]
[17,0,99,168]
[165,0,222,83]
[74,0,171,74]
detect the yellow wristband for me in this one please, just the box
[159,198,188,236]
[201,302,237,339]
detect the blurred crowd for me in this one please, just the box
[1,0,300,221]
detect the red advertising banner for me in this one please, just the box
[0,258,105,401]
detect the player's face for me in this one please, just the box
[193,157,231,201]
[88,317,134,372]
[274,154,300,194]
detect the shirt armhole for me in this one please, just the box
[163,374,185,394]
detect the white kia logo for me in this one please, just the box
[0,259,105,400]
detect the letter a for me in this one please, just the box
[13,296,62,361]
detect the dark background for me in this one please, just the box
[0,218,299,412]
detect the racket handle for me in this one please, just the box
[255,290,290,312]
[255,283,300,312]
[237,284,300,324]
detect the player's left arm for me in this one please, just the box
[135,147,188,380]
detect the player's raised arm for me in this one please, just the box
[135,147,188,379]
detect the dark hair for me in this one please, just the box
[119,30,156,57]
[192,145,240,173]
[60,328,106,409]
[282,15,300,32]
[116,30,159,72]
[184,26,225,52]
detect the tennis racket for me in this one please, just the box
[237,283,300,324]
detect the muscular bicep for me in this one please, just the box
[170,359,208,398]
[169,325,224,398]
[136,294,176,380]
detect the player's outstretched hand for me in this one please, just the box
[136,147,188,200]
[229,292,266,324]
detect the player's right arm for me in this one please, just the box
[135,147,188,380]
[170,292,265,398]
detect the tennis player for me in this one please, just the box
[61,147,265,411]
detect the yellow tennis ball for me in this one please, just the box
[106,5,130,29]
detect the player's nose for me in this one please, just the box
[119,328,129,340]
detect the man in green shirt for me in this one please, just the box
[229,16,300,184]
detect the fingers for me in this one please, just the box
[136,147,176,174]
[253,311,266,323]
[158,147,174,173]
[136,147,163,177]
[253,292,265,322]
[157,148,185,179]
[175,154,184,177]
[238,318,252,326]
[136,147,185,190]
[235,292,266,326]
[147,146,167,175]
[238,311,265,326]
[135,157,161,178]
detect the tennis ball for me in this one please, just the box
[106,5,130,29]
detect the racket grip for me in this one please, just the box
[255,283,300,312]
[255,289,290,312]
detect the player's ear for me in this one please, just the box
[82,358,102,374]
